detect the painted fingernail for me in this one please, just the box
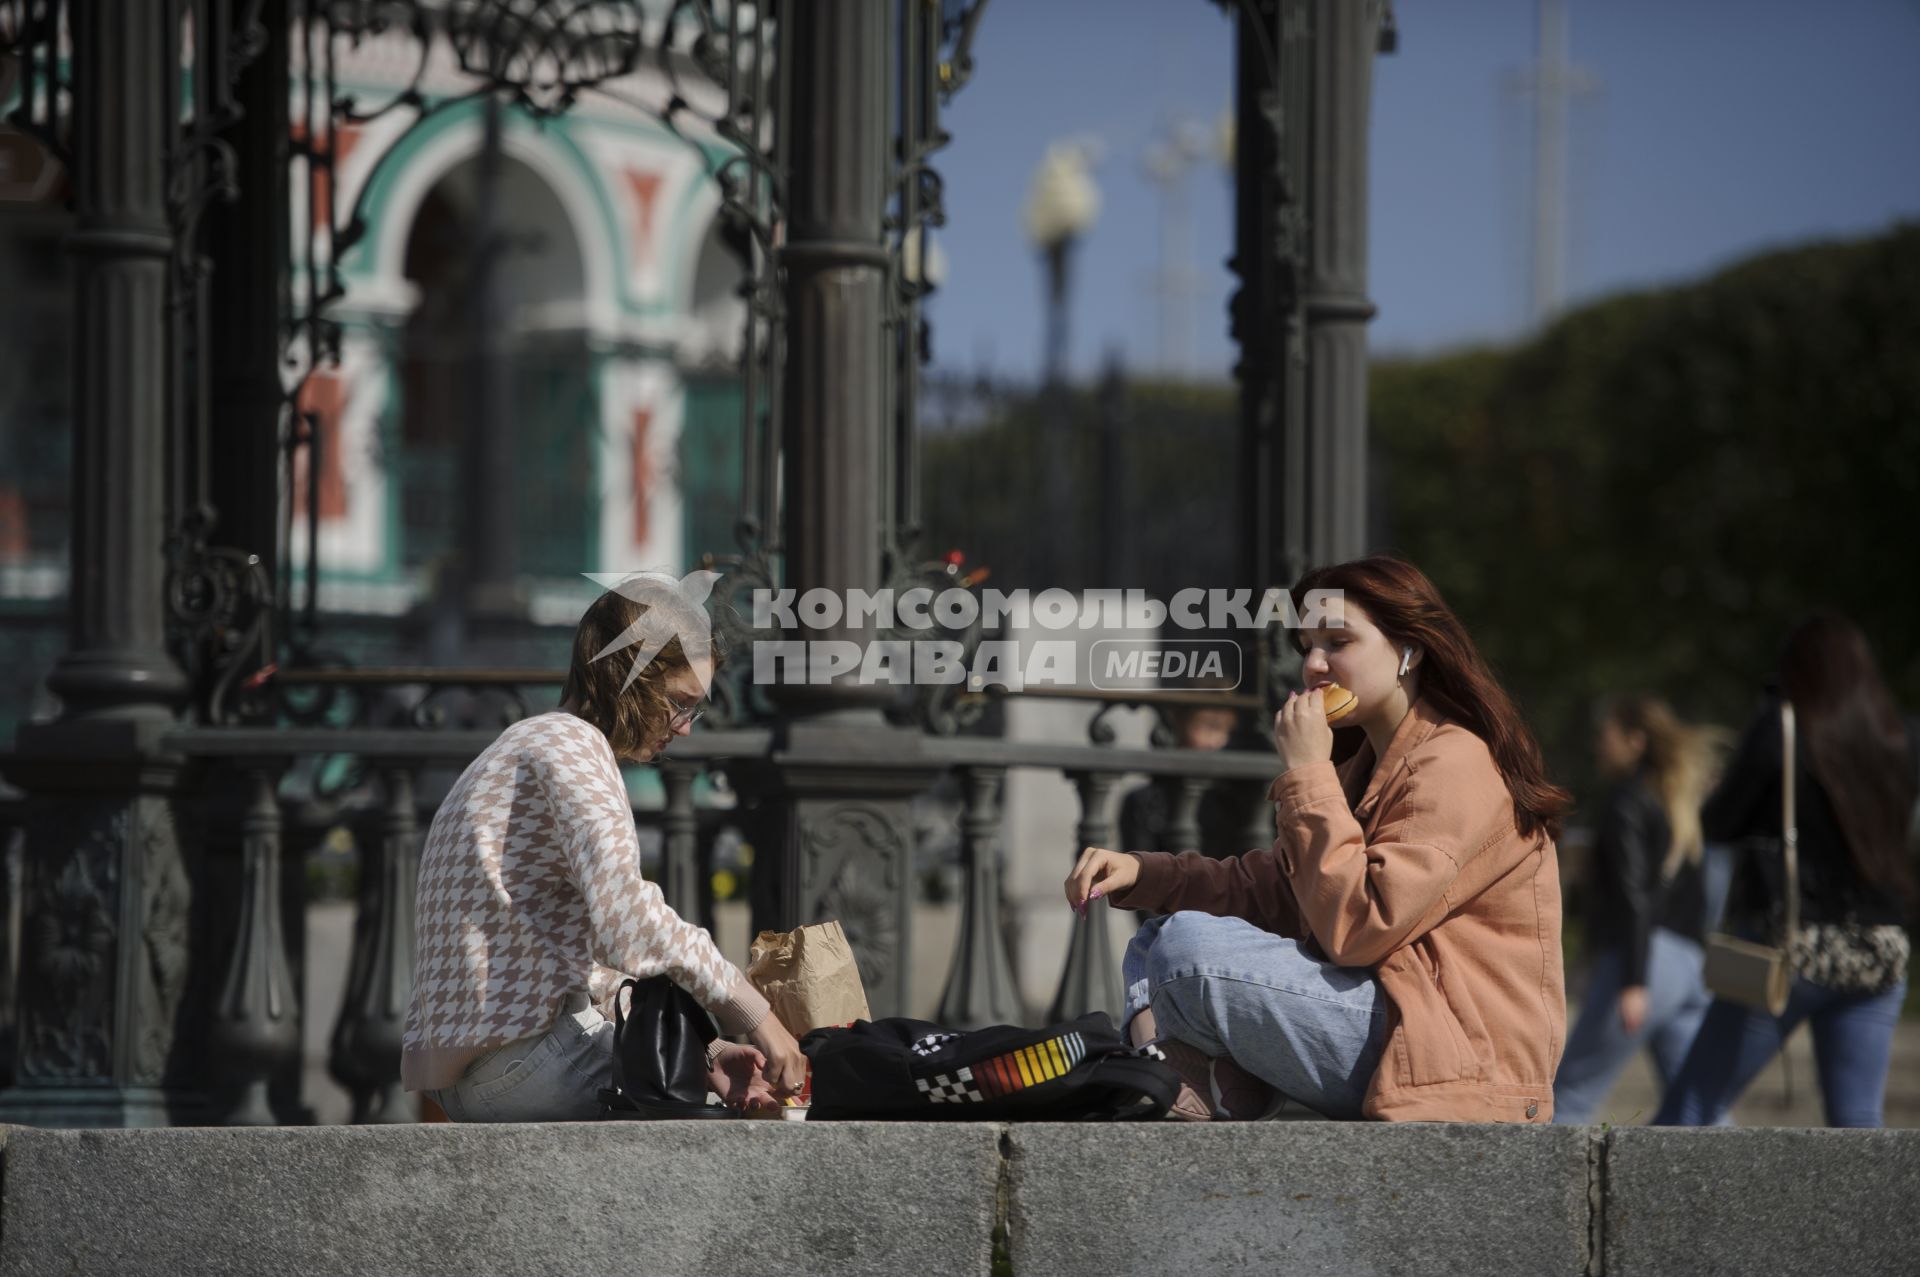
[1089,887,1104,903]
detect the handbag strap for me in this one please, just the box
[1781,701,1799,948]
[612,977,634,1048]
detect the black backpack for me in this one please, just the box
[800,1012,1181,1121]
[598,976,736,1120]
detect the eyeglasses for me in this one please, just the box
[667,698,706,730]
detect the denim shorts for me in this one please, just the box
[427,993,614,1123]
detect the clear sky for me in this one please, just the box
[924,0,1920,381]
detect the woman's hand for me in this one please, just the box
[1065,846,1140,913]
[1617,985,1649,1036]
[747,1015,809,1098]
[707,1042,782,1114]
[1272,689,1335,774]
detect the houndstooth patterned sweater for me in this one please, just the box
[403,710,769,1091]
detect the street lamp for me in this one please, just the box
[1022,142,1100,388]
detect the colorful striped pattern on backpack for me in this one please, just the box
[971,1030,1087,1099]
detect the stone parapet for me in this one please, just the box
[2,1121,1915,1275]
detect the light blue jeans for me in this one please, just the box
[1123,911,1389,1119]
[426,993,614,1122]
[1552,929,1717,1125]
[1652,975,1909,1128]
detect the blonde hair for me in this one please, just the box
[1603,694,1731,878]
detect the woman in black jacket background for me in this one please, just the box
[1655,614,1916,1128]
[1555,695,1725,1123]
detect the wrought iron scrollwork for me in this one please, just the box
[133,2,988,734]
[0,0,70,165]
[1217,0,1308,390]
[624,0,789,559]
[153,1,281,724]
[165,507,277,726]
[1216,0,1312,721]
[934,0,989,100]
[278,0,788,707]
[166,2,271,265]
[880,549,991,736]
[697,537,779,730]
[886,0,989,566]
[442,0,646,114]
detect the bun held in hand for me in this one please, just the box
[1321,683,1359,724]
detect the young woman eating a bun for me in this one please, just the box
[1066,556,1571,1121]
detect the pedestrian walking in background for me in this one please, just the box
[1554,695,1727,1124]
[1655,614,1917,1128]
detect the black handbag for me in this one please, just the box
[598,976,736,1120]
[800,1012,1182,1121]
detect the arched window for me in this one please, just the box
[395,147,598,585]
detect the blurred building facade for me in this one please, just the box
[280,29,746,616]
[0,23,748,736]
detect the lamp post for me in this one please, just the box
[1021,143,1098,588]
[1022,142,1100,391]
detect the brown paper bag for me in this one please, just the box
[746,920,871,1037]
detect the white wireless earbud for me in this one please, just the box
[1397,646,1413,678]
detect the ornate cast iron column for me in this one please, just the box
[780,0,892,680]
[1301,0,1386,566]
[0,0,202,1127]
[41,0,191,721]
[1230,0,1391,701]
[730,0,951,1018]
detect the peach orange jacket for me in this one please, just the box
[1111,695,1567,1122]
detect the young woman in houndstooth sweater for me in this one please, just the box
[404,583,805,1121]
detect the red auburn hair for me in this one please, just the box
[1780,613,1918,908]
[1291,556,1573,844]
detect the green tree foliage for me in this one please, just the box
[920,377,1240,601]
[921,224,1920,791]
[1375,223,1920,784]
